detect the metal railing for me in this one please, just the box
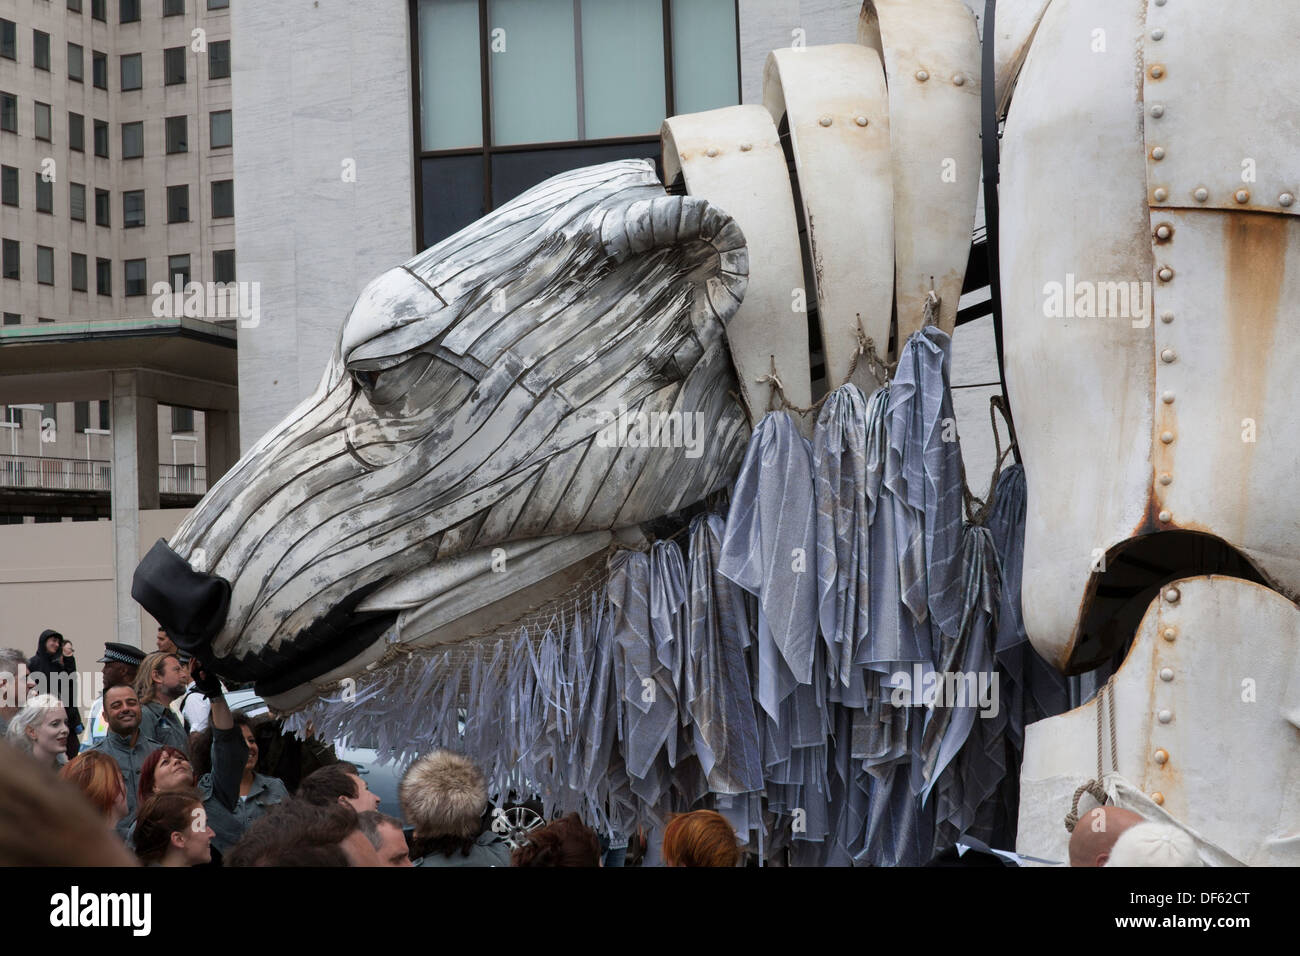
[0,455,206,495]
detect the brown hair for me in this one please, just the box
[134,788,204,864]
[226,798,357,867]
[661,810,742,867]
[133,651,178,706]
[137,745,195,804]
[60,750,127,819]
[296,762,360,806]
[512,813,601,867]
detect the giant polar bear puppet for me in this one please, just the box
[133,0,1300,865]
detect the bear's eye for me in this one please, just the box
[351,369,381,392]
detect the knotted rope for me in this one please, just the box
[1064,676,1120,833]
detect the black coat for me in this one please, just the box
[28,629,83,748]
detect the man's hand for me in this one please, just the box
[190,658,223,699]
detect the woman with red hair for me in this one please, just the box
[60,750,129,829]
[662,810,743,867]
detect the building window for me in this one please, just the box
[121,121,144,159]
[2,313,18,325]
[211,179,233,218]
[34,30,51,71]
[0,166,16,206]
[95,188,110,225]
[0,20,14,61]
[69,112,85,151]
[164,0,185,15]
[75,401,89,432]
[209,109,232,148]
[71,252,88,292]
[124,258,146,296]
[93,0,106,21]
[208,0,229,9]
[121,53,142,91]
[35,173,53,214]
[123,189,145,227]
[121,0,140,24]
[94,120,109,157]
[2,240,19,280]
[168,254,190,292]
[70,182,86,221]
[68,42,84,82]
[0,92,16,133]
[212,249,235,283]
[93,51,107,89]
[35,101,52,141]
[171,406,195,432]
[4,406,22,427]
[165,115,187,153]
[164,46,186,85]
[96,257,111,294]
[37,246,54,285]
[69,0,83,12]
[208,39,229,80]
[166,184,189,223]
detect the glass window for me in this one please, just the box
[121,0,140,24]
[211,179,233,218]
[168,254,190,293]
[0,166,16,206]
[121,121,143,158]
[121,53,142,91]
[208,0,229,9]
[671,0,739,114]
[419,155,485,248]
[123,189,145,227]
[172,406,195,432]
[212,249,235,283]
[68,42,84,82]
[2,313,18,325]
[167,184,189,223]
[37,245,54,285]
[35,173,53,213]
[69,0,83,12]
[71,253,87,292]
[96,257,111,294]
[94,120,109,157]
[417,0,481,150]
[69,112,85,151]
[209,109,232,148]
[164,46,186,85]
[92,0,106,21]
[34,30,50,71]
[0,92,15,133]
[93,51,107,89]
[35,101,52,141]
[70,182,86,221]
[75,401,89,432]
[208,39,229,80]
[580,0,664,139]
[95,188,110,226]
[489,0,577,146]
[166,115,187,153]
[164,0,185,15]
[2,239,18,279]
[124,258,146,296]
[0,20,14,61]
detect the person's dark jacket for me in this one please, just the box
[140,700,190,758]
[90,727,163,838]
[199,726,286,853]
[28,629,81,759]
[412,831,512,867]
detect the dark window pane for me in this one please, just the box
[68,42,84,81]
[69,111,85,151]
[0,166,16,206]
[171,406,194,432]
[168,254,190,292]
[212,249,235,283]
[208,0,229,8]
[165,115,187,153]
[209,110,232,148]
[120,53,142,91]
[69,0,83,11]
[71,253,87,291]
[2,313,19,325]
[419,155,486,250]
[75,401,89,432]
[37,245,54,284]
[95,189,110,226]
[0,92,16,133]
[93,51,107,88]
[35,173,53,213]
[123,189,145,227]
[34,30,50,71]
[167,184,189,223]
[94,120,109,157]
[164,0,184,15]
[98,401,109,430]
[0,20,14,60]
[121,0,140,24]
[35,101,51,141]
[121,121,144,158]
[164,46,186,85]
[96,257,111,294]
[211,179,233,218]
[489,142,660,208]
[70,182,86,221]
[124,258,146,296]
[208,39,229,80]
[2,239,19,279]
[92,0,105,20]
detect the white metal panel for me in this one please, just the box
[857,0,983,337]
[1000,0,1154,669]
[1018,576,1300,866]
[763,44,894,392]
[989,0,1053,114]
[662,106,813,432]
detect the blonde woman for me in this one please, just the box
[6,693,70,771]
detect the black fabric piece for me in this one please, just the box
[131,539,231,654]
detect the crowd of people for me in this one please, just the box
[0,626,746,867]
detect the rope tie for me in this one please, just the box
[1064,677,1120,832]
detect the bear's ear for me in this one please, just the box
[585,194,749,328]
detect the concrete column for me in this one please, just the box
[204,408,240,486]
[110,371,159,648]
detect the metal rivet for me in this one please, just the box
[817,117,832,128]
[1151,104,1165,118]
[1151,146,1166,161]
[1154,748,1168,764]
[739,142,752,151]
[1160,430,1174,443]
[1158,709,1172,723]
[952,73,965,86]
[916,70,929,82]
[1153,187,1169,202]
[706,147,719,157]
[1161,392,1175,405]
[1158,509,1172,522]
[1280,192,1294,207]
[1158,472,1172,486]
[1157,266,1174,281]
[854,115,868,127]
[1193,187,1209,202]
[1149,65,1164,79]
[1155,224,1172,240]
[1152,28,1165,40]
[1235,189,1250,203]
[1159,666,1175,681]
[1164,587,1180,603]
[1160,311,1174,323]
[1151,791,1165,805]
[1162,626,1176,642]
[1160,348,1176,363]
